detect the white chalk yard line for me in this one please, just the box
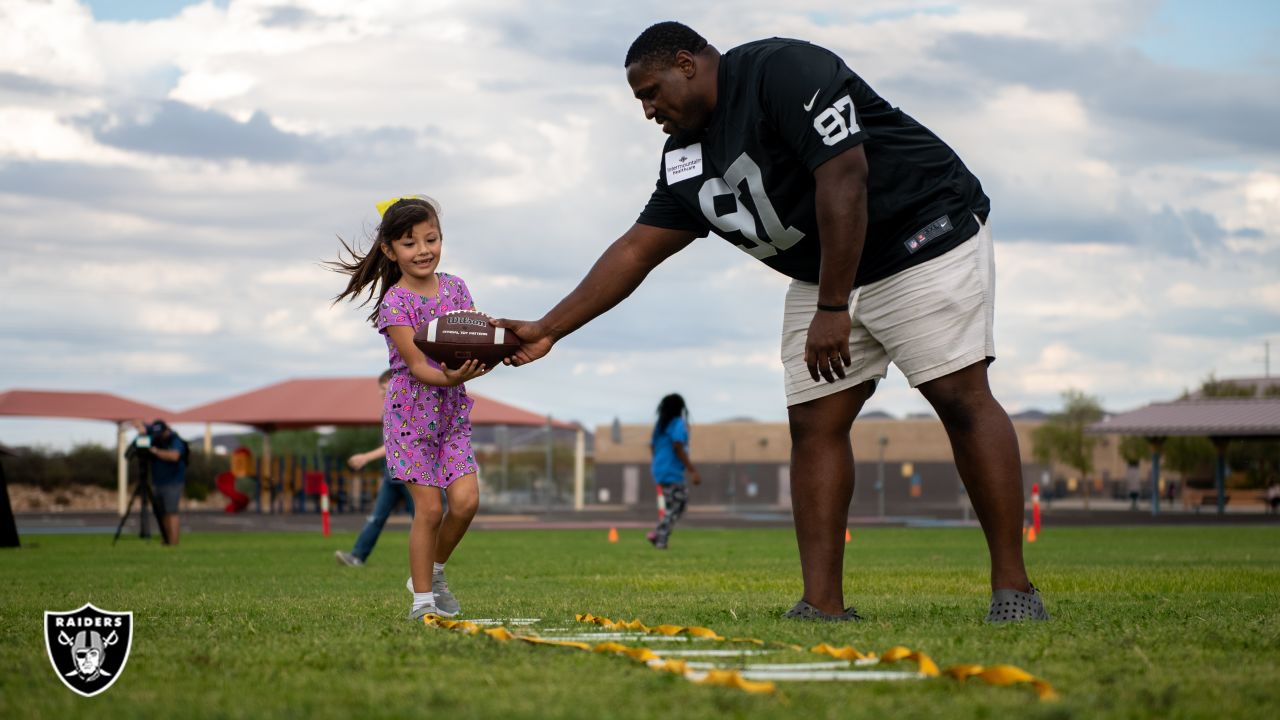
[735,670,926,682]
[534,633,694,642]
[681,661,852,671]
[649,648,774,657]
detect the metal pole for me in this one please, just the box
[1213,438,1228,515]
[573,427,585,511]
[262,431,273,514]
[544,415,553,510]
[1148,437,1163,517]
[116,421,129,517]
[877,436,887,518]
[729,440,736,511]
[499,424,509,501]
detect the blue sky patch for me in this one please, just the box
[84,0,223,23]
[1134,0,1279,73]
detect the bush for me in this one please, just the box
[65,443,118,489]
[0,440,230,498]
[185,451,229,500]
[3,445,71,490]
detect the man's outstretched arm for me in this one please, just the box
[494,223,698,366]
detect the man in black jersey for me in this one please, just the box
[497,22,1047,622]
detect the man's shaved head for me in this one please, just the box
[624,21,708,70]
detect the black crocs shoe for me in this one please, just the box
[985,583,1050,623]
[783,599,862,622]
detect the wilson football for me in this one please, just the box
[413,310,520,370]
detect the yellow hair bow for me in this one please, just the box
[374,194,442,218]
[375,196,411,217]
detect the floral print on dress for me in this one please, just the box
[376,274,479,487]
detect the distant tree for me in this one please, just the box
[64,443,117,489]
[1163,436,1216,484]
[1264,384,1280,398]
[324,426,383,464]
[1032,390,1105,506]
[1190,373,1255,398]
[237,429,323,459]
[1118,435,1148,467]
[1227,440,1280,489]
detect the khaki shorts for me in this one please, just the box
[782,219,995,406]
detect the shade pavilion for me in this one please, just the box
[171,377,588,509]
[0,389,175,516]
[1086,397,1280,515]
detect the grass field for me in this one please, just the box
[2,525,1278,719]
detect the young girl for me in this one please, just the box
[332,195,485,621]
[647,393,700,550]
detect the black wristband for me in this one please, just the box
[816,303,849,312]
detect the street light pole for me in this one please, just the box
[729,439,736,512]
[544,414,553,511]
[877,436,888,518]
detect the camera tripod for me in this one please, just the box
[112,452,171,545]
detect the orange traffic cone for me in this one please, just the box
[844,528,852,543]
[1027,526,1037,543]
[608,527,618,543]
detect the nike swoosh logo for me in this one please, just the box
[803,89,821,111]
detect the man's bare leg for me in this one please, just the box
[918,361,1030,591]
[163,513,180,546]
[787,381,873,614]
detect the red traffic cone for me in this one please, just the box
[608,527,618,543]
[844,528,852,543]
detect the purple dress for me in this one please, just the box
[377,274,478,487]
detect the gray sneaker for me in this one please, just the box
[335,550,364,567]
[986,584,1050,623]
[433,571,461,617]
[783,599,862,622]
[408,603,439,622]
[406,576,458,618]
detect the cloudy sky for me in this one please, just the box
[2,0,1278,449]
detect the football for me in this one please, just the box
[413,310,520,370]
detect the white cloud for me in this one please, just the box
[169,70,258,107]
[0,0,102,87]
[139,305,223,335]
[0,109,127,162]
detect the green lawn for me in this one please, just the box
[2,526,1278,719]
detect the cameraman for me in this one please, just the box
[132,419,189,545]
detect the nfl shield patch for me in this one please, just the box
[44,603,133,697]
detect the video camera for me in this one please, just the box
[125,420,169,459]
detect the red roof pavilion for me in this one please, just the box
[171,377,576,430]
[0,389,172,423]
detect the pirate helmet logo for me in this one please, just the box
[44,603,133,697]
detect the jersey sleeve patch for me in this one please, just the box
[664,143,703,183]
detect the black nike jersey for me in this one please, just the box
[637,38,990,286]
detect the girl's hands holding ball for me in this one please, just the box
[442,359,487,386]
